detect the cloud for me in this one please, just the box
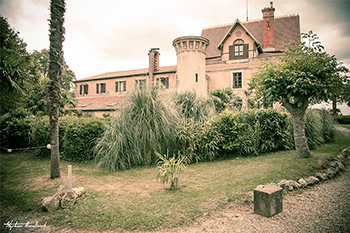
[1,0,349,78]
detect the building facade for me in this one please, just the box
[69,2,300,117]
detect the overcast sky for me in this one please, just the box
[1,0,350,80]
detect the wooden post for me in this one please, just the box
[68,165,72,191]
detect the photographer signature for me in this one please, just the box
[4,220,47,230]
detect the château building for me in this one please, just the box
[69,2,300,117]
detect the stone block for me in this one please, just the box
[254,184,283,218]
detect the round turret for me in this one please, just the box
[172,36,210,96]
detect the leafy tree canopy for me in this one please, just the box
[250,31,349,109]
[0,15,40,114]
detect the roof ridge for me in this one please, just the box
[202,13,299,30]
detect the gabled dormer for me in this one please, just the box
[217,19,262,61]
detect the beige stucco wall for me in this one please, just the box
[75,72,177,98]
[176,51,207,96]
[206,56,280,106]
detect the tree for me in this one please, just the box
[26,49,76,115]
[0,16,40,114]
[47,0,66,179]
[250,31,349,158]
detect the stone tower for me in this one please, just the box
[172,36,210,96]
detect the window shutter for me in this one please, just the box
[123,81,126,92]
[115,82,118,92]
[229,46,234,60]
[80,85,82,95]
[96,83,99,94]
[243,44,249,59]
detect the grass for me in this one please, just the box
[1,131,349,232]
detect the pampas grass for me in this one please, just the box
[94,89,180,171]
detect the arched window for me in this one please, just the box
[229,39,249,60]
[234,39,244,59]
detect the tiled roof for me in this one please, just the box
[67,95,124,111]
[201,15,300,58]
[76,65,177,83]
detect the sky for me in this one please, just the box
[1,0,350,81]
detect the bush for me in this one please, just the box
[320,110,335,143]
[63,117,105,161]
[177,118,220,163]
[0,109,34,150]
[174,91,215,120]
[305,109,336,150]
[305,109,324,150]
[31,116,50,157]
[235,108,294,153]
[210,88,242,113]
[213,111,259,158]
[31,116,79,158]
[94,89,180,171]
[335,115,350,124]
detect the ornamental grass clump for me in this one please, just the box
[94,89,180,171]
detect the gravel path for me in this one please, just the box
[151,162,350,233]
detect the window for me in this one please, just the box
[232,72,242,88]
[100,83,106,93]
[156,77,169,89]
[115,81,126,92]
[229,39,249,60]
[80,84,88,95]
[195,73,198,82]
[96,83,106,94]
[135,79,146,89]
[234,40,244,59]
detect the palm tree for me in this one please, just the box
[47,0,66,179]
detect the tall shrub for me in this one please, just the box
[305,109,324,150]
[320,110,335,143]
[0,109,33,150]
[63,117,105,161]
[177,118,220,163]
[94,89,180,171]
[235,108,293,153]
[213,111,259,158]
[174,91,215,120]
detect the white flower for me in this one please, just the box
[46,144,52,149]
[7,149,12,153]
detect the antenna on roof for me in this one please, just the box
[246,0,249,21]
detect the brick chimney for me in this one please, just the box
[262,1,275,50]
[148,48,160,88]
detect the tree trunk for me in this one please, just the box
[282,99,311,158]
[47,0,66,179]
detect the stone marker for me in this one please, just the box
[68,165,72,191]
[254,184,283,218]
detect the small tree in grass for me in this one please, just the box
[250,31,349,158]
[156,151,186,191]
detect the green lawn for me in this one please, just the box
[1,131,349,232]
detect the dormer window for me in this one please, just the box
[229,39,249,60]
